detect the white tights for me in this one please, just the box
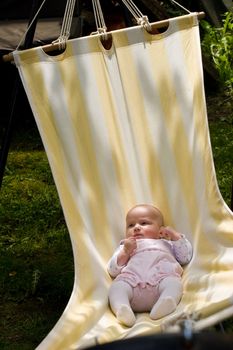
[109,276,182,327]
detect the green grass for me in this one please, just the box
[0,127,74,349]
[0,91,232,349]
[209,120,233,205]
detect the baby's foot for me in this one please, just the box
[116,305,136,327]
[150,297,177,320]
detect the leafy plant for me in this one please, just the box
[201,12,233,94]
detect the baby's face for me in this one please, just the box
[125,206,163,240]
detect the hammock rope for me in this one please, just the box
[170,0,191,14]
[15,0,47,50]
[91,0,152,36]
[121,0,151,30]
[91,0,107,37]
[52,0,76,48]
[3,0,202,63]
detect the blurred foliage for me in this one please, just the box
[201,12,233,94]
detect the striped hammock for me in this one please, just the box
[13,13,233,350]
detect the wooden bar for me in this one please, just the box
[2,12,205,63]
[150,11,205,30]
[2,42,63,63]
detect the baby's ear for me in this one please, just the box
[158,227,164,237]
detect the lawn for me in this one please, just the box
[0,89,232,349]
[0,126,74,349]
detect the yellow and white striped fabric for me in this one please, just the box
[13,13,233,350]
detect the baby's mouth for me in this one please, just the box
[134,233,144,239]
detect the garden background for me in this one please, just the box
[0,1,232,349]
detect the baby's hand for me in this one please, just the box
[123,237,137,255]
[117,238,137,266]
[159,226,182,241]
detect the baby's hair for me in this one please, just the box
[126,204,164,226]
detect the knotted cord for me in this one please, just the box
[3,0,202,62]
[14,0,192,51]
[53,0,76,48]
[91,0,107,36]
[121,0,151,29]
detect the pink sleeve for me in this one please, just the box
[171,235,193,265]
[107,245,125,278]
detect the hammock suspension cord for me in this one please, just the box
[53,0,77,48]
[91,0,107,37]
[91,0,192,36]
[15,0,77,51]
[121,0,151,30]
[91,0,152,37]
[3,0,203,63]
[170,0,191,14]
[15,0,47,50]
[14,0,192,51]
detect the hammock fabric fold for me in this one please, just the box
[13,13,233,350]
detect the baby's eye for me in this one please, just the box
[141,221,148,225]
[128,224,134,228]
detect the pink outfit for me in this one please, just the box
[129,283,160,312]
[108,237,192,312]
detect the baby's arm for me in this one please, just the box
[107,238,137,278]
[171,235,193,265]
[107,246,123,278]
[160,226,193,265]
[117,237,136,266]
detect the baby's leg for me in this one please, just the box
[150,276,182,320]
[109,281,136,327]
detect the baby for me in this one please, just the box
[107,204,192,327]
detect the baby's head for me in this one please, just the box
[125,204,164,240]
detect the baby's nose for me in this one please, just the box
[134,224,141,231]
